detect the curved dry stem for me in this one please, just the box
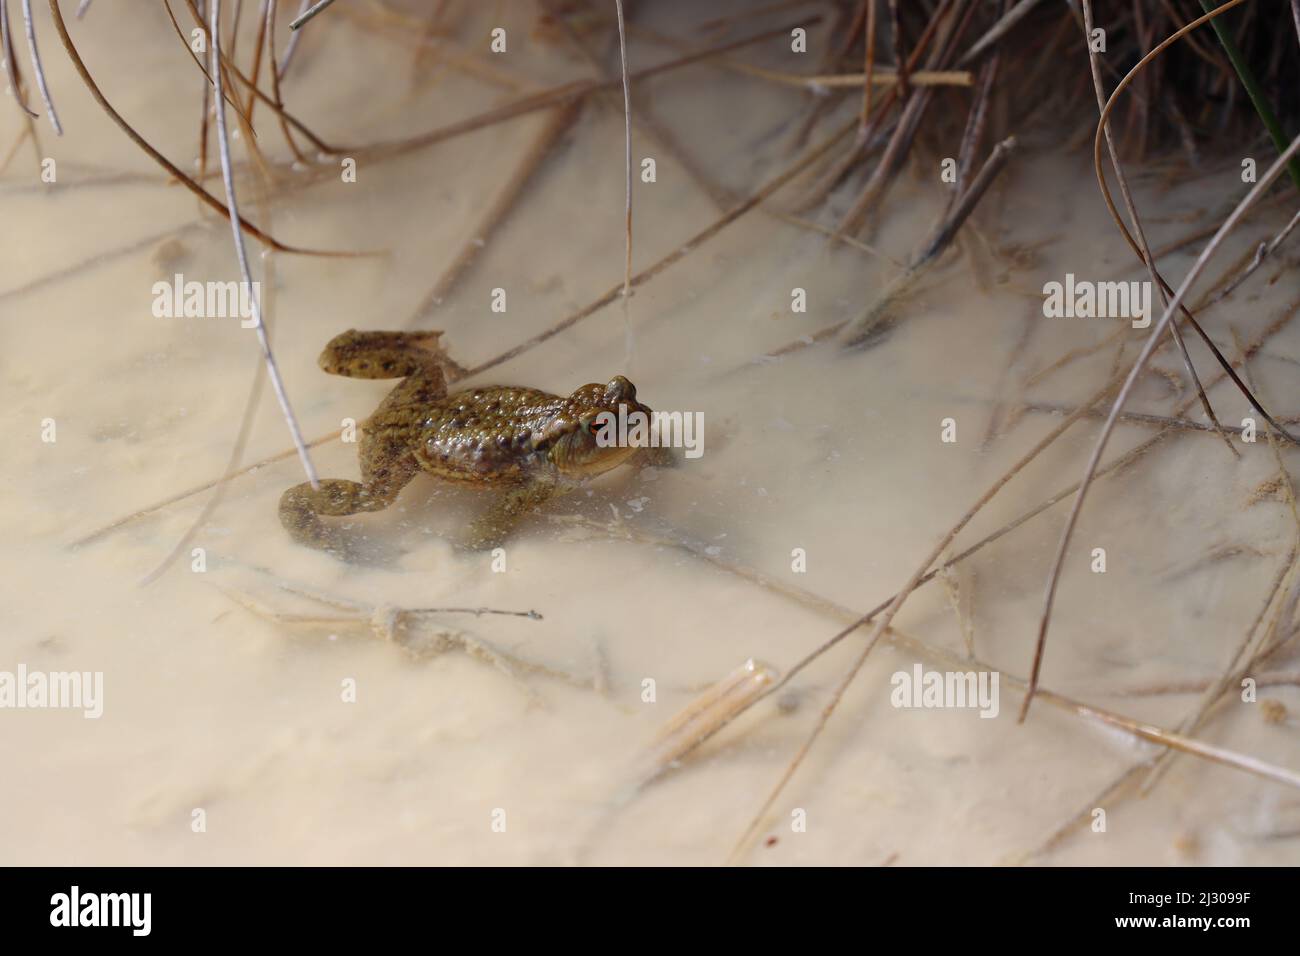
[179,0,351,155]
[1079,0,1237,458]
[264,0,311,164]
[243,0,268,121]
[45,0,350,256]
[1087,0,1300,446]
[1020,130,1300,722]
[167,0,274,192]
[161,0,255,132]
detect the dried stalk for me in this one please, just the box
[208,0,319,488]
[20,0,61,132]
[1022,130,1300,721]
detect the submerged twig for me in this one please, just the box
[464,116,858,379]
[701,301,1296,856]
[1020,400,1289,437]
[622,305,1296,803]
[1141,542,1298,795]
[1100,670,1300,697]
[140,359,266,586]
[69,428,341,550]
[140,188,282,587]
[1052,696,1300,789]
[720,64,972,89]
[727,368,1126,863]
[1137,339,1300,794]
[368,16,821,163]
[1201,206,1300,308]
[837,135,1017,348]
[636,659,780,788]
[405,103,581,328]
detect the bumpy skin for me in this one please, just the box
[279,329,659,556]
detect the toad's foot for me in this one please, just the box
[318,328,454,381]
[279,477,408,561]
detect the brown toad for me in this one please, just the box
[279,329,660,556]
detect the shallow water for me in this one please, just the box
[2,2,1298,865]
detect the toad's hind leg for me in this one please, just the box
[279,457,418,559]
[317,329,461,383]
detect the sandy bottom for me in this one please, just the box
[2,3,1298,865]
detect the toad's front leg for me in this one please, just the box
[462,480,564,550]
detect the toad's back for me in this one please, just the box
[399,385,571,485]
